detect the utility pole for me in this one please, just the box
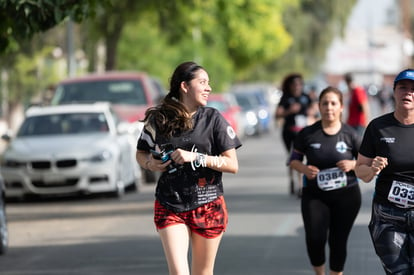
[401,0,413,67]
[66,18,76,77]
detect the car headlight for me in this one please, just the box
[246,111,258,125]
[258,109,269,120]
[1,158,26,168]
[88,150,113,162]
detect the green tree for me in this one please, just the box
[0,0,359,125]
[153,0,295,72]
[117,12,235,91]
[0,0,98,54]
[114,0,296,90]
[80,0,155,71]
[251,0,357,82]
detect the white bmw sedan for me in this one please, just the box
[1,103,141,199]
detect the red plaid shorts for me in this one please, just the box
[154,196,228,239]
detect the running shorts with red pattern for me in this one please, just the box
[154,196,228,239]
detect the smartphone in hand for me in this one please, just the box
[150,149,162,160]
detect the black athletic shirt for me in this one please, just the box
[137,107,242,212]
[278,92,312,132]
[293,121,361,191]
[359,112,414,207]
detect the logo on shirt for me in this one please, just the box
[310,143,321,149]
[190,145,227,171]
[336,141,348,154]
[380,137,395,143]
[227,126,236,139]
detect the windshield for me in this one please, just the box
[52,80,147,105]
[207,100,229,112]
[234,94,255,110]
[17,113,109,137]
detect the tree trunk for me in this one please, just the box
[104,20,124,71]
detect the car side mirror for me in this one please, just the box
[1,130,13,142]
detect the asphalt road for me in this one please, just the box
[0,102,385,275]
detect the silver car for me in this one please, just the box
[1,103,141,199]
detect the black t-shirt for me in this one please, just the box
[137,107,242,212]
[293,121,361,191]
[359,112,414,206]
[278,92,312,131]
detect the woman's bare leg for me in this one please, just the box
[158,224,192,275]
[191,232,223,275]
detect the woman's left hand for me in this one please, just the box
[336,160,356,173]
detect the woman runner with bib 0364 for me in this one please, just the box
[355,69,414,275]
[136,61,242,275]
[289,86,362,275]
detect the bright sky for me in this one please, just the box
[347,0,395,29]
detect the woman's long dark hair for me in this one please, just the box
[142,61,204,139]
[281,73,303,96]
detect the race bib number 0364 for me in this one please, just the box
[388,180,414,208]
[317,168,347,191]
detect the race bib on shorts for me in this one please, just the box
[388,180,414,208]
[317,168,347,191]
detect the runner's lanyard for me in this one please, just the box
[317,167,347,191]
[388,180,414,208]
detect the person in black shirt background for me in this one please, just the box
[290,86,361,275]
[136,61,241,275]
[275,73,316,196]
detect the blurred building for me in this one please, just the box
[322,0,413,88]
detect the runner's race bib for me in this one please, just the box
[317,168,347,191]
[294,115,308,128]
[388,180,414,208]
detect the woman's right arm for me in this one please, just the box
[136,150,168,172]
[275,105,285,120]
[289,150,319,180]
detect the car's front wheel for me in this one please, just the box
[0,196,9,254]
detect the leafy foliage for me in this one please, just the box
[250,0,357,81]
[0,0,99,53]
[0,0,358,122]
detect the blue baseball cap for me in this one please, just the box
[394,69,414,87]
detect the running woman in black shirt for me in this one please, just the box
[356,69,414,275]
[290,86,361,275]
[275,73,316,196]
[136,61,242,275]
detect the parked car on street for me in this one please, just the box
[230,84,280,134]
[231,92,262,137]
[206,93,243,138]
[50,71,166,123]
[50,71,165,184]
[0,103,141,200]
[0,176,8,254]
